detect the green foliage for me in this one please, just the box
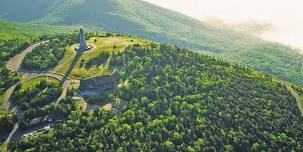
[22,34,78,71]
[1,0,303,87]
[47,97,77,118]
[11,79,61,110]
[9,79,63,130]
[0,114,16,138]
[9,43,303,151]
[85,51,110,68]
[0,19,75,41]
[0,39,29,95]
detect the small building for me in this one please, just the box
[29,115,50,126]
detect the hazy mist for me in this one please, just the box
[144,0,303,52]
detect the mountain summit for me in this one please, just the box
[1,0,303,86]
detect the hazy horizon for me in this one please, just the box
[143,0,303,52]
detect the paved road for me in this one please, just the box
[2,123,19,151]
[6,42,46,72]
[2,84,17,110]
[10,122,54,142]
[6,119,64,143]
[2,41,73,147]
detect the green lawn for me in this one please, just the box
[53,36,149,79]
[73,98,87,112]
[20,76,60,92]
[53,45,76,75]
[0,96,9,117]
[0,106,10,116]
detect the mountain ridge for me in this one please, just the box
[0,0,303,87]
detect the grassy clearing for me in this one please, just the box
[1,143,7,152]
[53,36,149,79]
[0,106,10,116]
[0,19,76,41]
[0,95,3,105]
[53,45,76,75]
[20,76,60,92]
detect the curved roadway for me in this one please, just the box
[2,42,74,148]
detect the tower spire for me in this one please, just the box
[77,25,91,51]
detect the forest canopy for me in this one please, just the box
[9,43,303,151]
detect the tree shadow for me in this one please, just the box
[84,51,110,69]
[61,50,84,83]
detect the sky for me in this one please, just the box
[143,0,303,51]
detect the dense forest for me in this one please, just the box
[0,39,30,94]
[9,43,303,151]
[1,0,303,88]
[2,78,62,130]
[22,34,78,71]
[11,79,62,110]
[0,39,32,139]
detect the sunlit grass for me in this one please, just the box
[1,143,7,152]
[53,45,76,74]
[0,95,3,105]
[0,106,10,116]
[20,76,60,92]
[53,36,149,80]
[73,98,87,111]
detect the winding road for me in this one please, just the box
[2,41,74,148]
[6,42,46,72]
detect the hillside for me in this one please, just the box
[0,0,303,87]
[3,34,302,151]
[0,19,76,41]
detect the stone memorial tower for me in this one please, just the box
[77,25,91,51]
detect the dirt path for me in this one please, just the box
[281,81,303,115]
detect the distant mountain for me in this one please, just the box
[0,19,75,40]
[0,0,303,86]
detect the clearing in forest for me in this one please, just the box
[19,76,61,92]
[53,36,149,80]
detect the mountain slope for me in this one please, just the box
[0,0,303,87]
[0,19,75,40]
[8,38,303,151]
